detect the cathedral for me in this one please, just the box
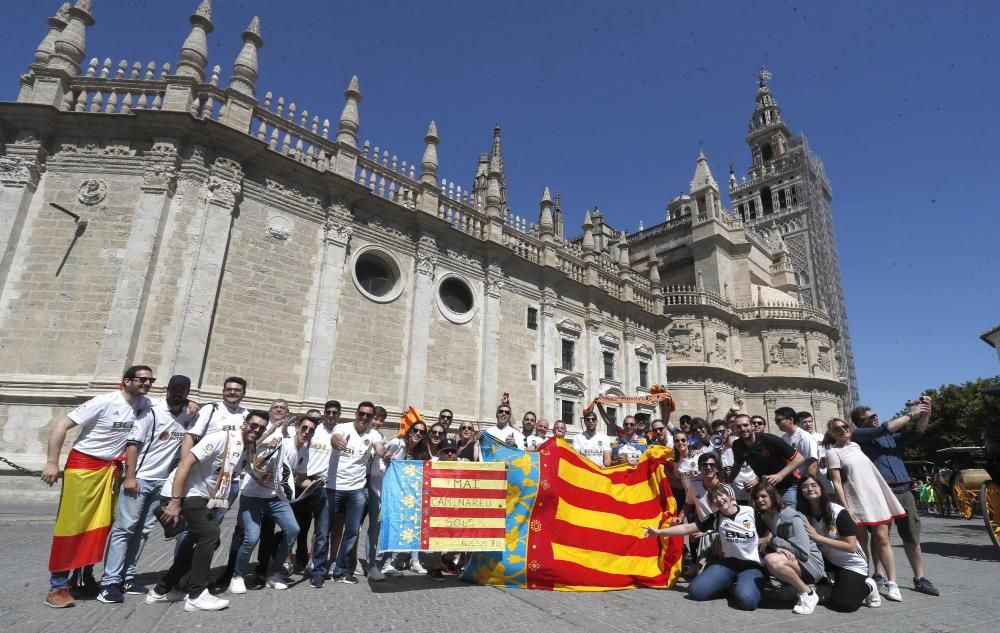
[0,1,856,468]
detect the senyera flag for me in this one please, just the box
[397,406,422,438]
[462,434,683,591]
[380,460,507,552]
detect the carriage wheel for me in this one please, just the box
[953,483,974,520]
[981,481,1000,549]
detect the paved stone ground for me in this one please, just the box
[1,505,998,633]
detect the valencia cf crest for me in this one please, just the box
[159,431,170,441]
[743,520,752,529]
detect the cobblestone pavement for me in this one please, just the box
[1,509,997,633]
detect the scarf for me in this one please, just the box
[207,429,244,509]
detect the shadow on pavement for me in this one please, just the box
[368,575,471,593]
[920,540,1000,562]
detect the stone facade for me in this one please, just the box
[0,1,850,468]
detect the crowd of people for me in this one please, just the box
[39,365,941,615]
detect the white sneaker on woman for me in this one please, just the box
[792,590,819,615]
[183,589,229,612]
[884,581,903,602]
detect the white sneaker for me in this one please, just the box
[145,588,186,604]
[792,589,819,615]
[266,575,288,590]
[864,578,882,608]
[410,559,427,575]
[228,577,246,595]
[367,565,385,581]
[381,561,401,577]
[183,589,229,612]
[884,580,902,602]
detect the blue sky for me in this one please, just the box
[3,1,998,417]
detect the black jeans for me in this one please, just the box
[826,566,870,612]
[292,494,315,567]
[156,497,221,598]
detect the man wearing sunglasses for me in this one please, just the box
[42,365,156,608]
[573,411,612,467]
[151,411,266,611]
[437,409,457,441]
[484,405,524,449]
[648,420,674,449]
[850,399,938,597]
[299,400,341,586]
[326,402,386,585]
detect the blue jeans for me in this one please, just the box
[309,490,332,580]
[360,483,382,566]
[780,484,799,507]
[100,478,164,587]
[327,488,367,578]
[688,559,765,610]
[234,496,299,578]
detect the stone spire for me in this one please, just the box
[176,0,214,81]
[228,16,262,96]
[48,0,94,74]
[553,191,564,240]
[617,231,630,271]
[420,121,438,185]
[648,255,661,287]
[749,66,783,133]
[728,159,737,188]
[539,187,554,238]
[484,152,502,217]
[689,149,719,193]
[34,3,71,65]
[336,75,361,146]
[581,210,595,255]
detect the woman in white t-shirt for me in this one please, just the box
[644,483,766,610]
[796,474,881,612]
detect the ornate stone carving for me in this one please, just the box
[104,143,136,156]
[816,346,832,373]
[142,162,177,192]
[667,324,702,359]
[78,179,107,205]
[485,262,504,297]
[366,217,411,241]
[323,216,353,246]
[540,290,557,317]
[13,131,38,145]
[266,214,293,240]
[206,175,241,207]
[214,157,242,174]
[711,332,729,363]
[769,336,808,368]
[0,156,32,184]
[445,248,482,268]
[265,178,321,207]
[149,141,179,155]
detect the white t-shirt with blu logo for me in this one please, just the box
[326,422,382,491]
[68,391,153,460]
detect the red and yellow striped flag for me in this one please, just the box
[49,450,122,572]
[527,439,683,590]
[398,405,422,438]
[420,461,507,550]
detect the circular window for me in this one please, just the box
[436,274,476,324]
[351,246,403,303]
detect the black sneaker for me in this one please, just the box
[96,585,124,604]
[309,576,325,589]
[913,577,940,596]
[334,575,359,585]
[124,582,148,595]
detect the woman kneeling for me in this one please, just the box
[644,483,764,610]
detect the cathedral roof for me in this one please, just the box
[689,150,718,193]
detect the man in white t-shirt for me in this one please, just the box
[535,419,550,442]
[300,399,340,586]
[149,411,264,612]
[98,375,198,603]
[572,410,612,467]
[776,407,819,480]
[796,411,833,493]
[521,411,544,451]
[483,404,524,449]
[229,416,308,594]
[41,365,155,609]
[185,377,249,451]
[321,401,385,586]
[358,406,388,580]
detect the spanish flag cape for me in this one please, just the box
[461,434,683,591]
[49,449,123,573]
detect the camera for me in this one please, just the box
[905,396,928,407]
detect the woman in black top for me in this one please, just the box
[456,422,480,461]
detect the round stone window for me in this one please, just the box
[351,246,403,303]
[436,274,476,324]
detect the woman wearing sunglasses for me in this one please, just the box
[428,423,447,458]
[456,423,480,461]
[825,418,906,601]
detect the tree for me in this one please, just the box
[900,376,1000,463]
